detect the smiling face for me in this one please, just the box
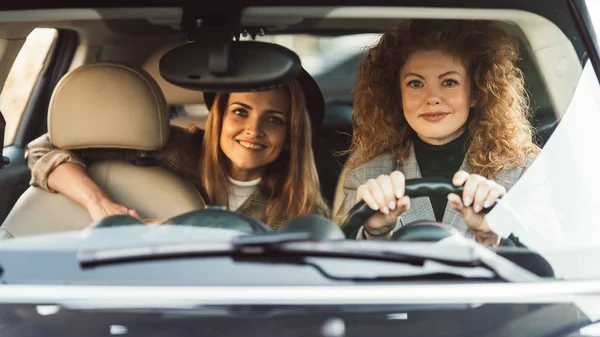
[219,89,290,181]
[399,49,475,145]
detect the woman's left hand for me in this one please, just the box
[447,170,506,246]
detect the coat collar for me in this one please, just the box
[235,191,287,230]
[237,190,266,221]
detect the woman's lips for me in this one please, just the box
[420,112,450,122]
[237,140,267,151]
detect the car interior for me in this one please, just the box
[0,5,585,238]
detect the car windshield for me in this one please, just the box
[229,6,600,280]
[2,0,600,289]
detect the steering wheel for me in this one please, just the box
[90,206,345,239]
[89,214,147,228]
[165,208,345,239]
[163,206,274,234]
[340,178,463,240]
[89,206,273,235]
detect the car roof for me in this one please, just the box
[0,0,587,53]
[0,1,587,117]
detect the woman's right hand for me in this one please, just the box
[85,195,141,223]
[356,171,411,239]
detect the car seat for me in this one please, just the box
[1,63,206,238]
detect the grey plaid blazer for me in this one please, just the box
[341,144,535,239]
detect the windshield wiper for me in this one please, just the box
[76,232,540,282]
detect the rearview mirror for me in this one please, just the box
[0,111,8,170]
[159,40,302,92]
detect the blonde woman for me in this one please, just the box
[27,78,329,229]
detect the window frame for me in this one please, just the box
[1,28,58,146]
[9,28,79,148]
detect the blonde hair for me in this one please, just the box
[201,81,329,225]
[350,19,540,178]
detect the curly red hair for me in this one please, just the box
[349,19,540,179]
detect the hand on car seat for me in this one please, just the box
[86,196,141,223]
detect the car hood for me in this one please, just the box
[0,225,243,251]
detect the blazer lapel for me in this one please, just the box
[236,190,266,222]
[395,145,436,227]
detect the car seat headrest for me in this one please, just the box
[48,62,170,150]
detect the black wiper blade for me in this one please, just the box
[76,232,540,282]
[75,231,449,268]
[231,233,462,265]
[278,241,480,266]
[230,238,504,281]
[230,233,481,266]
[76,232,318,267]
[77,241,235,267]
[232,232,319,249]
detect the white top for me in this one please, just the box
[227,176,261,211]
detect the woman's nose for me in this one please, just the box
[244,119,265,137]
[426,87,442,106]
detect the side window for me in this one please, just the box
[0,28,58,146]
[169,104,209,129]
[248,33,380,103]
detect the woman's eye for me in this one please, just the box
[268,115,285,125]
[232,108,248,117]
[442,79,458,87]
[407,80,423,89]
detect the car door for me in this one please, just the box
[0,28,78,224]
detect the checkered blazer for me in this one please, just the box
[341,144,535,239]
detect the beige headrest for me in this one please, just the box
[48,63,170,150]
[143,42,206,105]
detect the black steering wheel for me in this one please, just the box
[341,178,463,241]
[90,206,274,235]
[163,206,274,234]
[90,206,345,240]
[164,207,345,239]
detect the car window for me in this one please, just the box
[0,28,57,145]
[247,33,377,104]
[587,0,600,53]
[169,104,209,129]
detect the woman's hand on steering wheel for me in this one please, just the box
[356,171,411,239]
[448,170,506,246]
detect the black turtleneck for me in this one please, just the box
[412,131,469,221]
